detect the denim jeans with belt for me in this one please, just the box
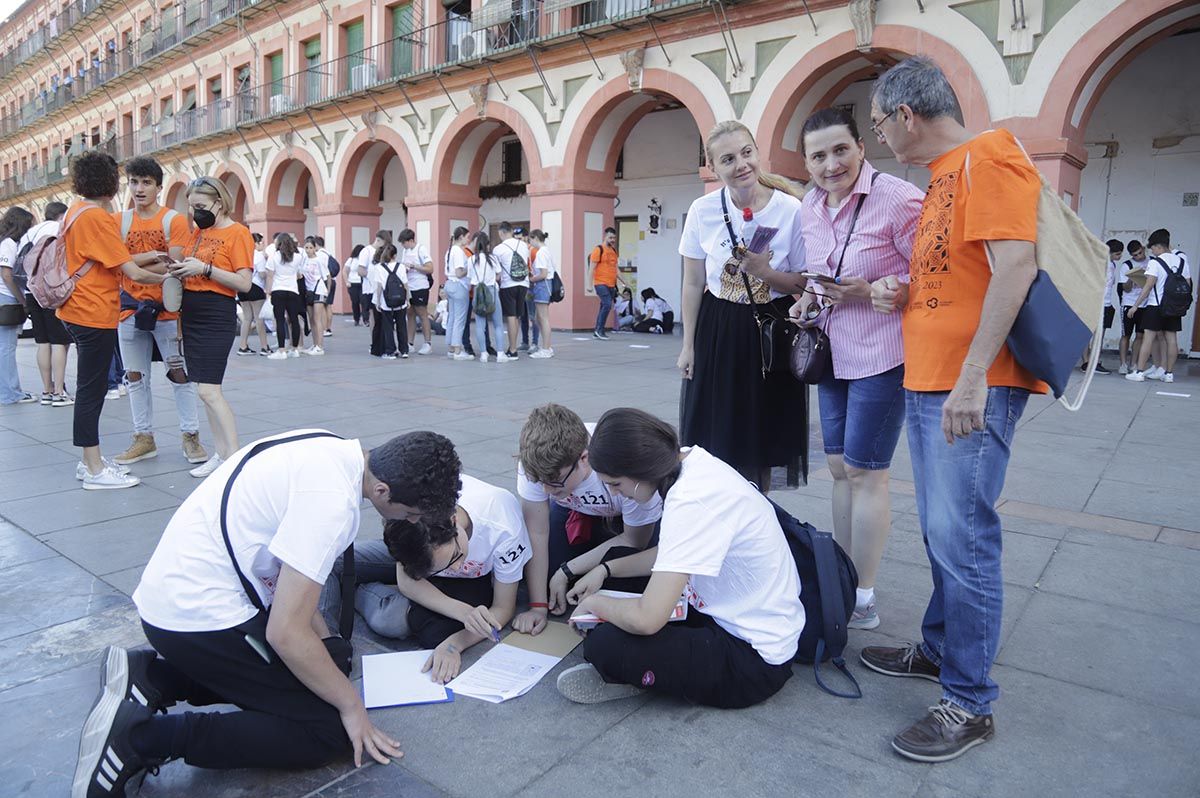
[906,386,1029,716]
[594,284,615,333]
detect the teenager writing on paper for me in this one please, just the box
[322,474,532,683]
[511,404,663,636]
[555,408,805,708]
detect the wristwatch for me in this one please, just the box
[559,562,576,581]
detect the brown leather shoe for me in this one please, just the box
[860,642,941,682]
[892,699,994,762]
[181,432,209,464]
[113,433,157,466]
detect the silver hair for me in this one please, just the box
[872,55,964,125]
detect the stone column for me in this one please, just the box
[311,202,385,315]
[528,188,618,331]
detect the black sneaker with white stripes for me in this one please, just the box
[100,646,167,714]
[72,695,158,798]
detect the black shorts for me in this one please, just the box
[408,288,430,308]
[181,290,236,384]
[1120,306,1137,338]
[237,284,266,303]
[1103,305,1115,331]
[500,285,526,317]
[1140,306,1183,333]
[25,293,72,345]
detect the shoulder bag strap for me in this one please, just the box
[119,210,134,241]
[719,188,768,317]
[161,209,179,243]
[831,172,879,281]
[219,431,357,640]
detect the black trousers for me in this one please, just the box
[380,309,408,356]
[583,610,793,708]
[65,323,116,447]
[348,284,363,324]
[369,299,384,356]
[271,290,302,349]
[139,616,352,770]
[409,576,495,649]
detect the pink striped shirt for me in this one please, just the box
[800,162,925,380]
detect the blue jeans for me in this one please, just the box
[595,284,615,333]
[817,364,906,470]
[0,294,22,404]
[907,387,1029,716]
[444,281,469,349]
[473,286,505,355]
[118,317,199,434]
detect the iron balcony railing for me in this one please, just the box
[0,0,700,202]
[0,0,107,75]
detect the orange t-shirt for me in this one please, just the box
[903,129,1048,394]
[117,207,190,322]
[56,202,133,330]
[590,244,618,287]
[181,223,254,298]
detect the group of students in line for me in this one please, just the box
[73,403,812,798]
[1099,233,1193,383]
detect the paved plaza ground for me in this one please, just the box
[0,322,1197,797]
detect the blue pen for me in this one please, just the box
[490,626,501,643]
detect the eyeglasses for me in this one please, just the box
[430,535,464,577]
[189,176,219,190]
[542,460,578,489]
[869,109,896,143]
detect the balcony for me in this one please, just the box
[0,0,704,202]
[0,0,107,76]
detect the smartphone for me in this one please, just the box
[799,271,839,284]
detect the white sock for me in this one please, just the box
[856,587,875,609]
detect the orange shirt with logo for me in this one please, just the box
[903,129,1048,395]
[590,244,618,287]
[181,223,254,298]
[116,207,190,322]
[56,202,134,330]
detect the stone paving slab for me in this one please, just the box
[0,329,1198,797]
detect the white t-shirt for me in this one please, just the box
[615,297,634,319]
[679,188,806,300]
[494,238,531,288]
[0,238,18,299]
[251,250,267,289]
[265,251,301,294]
[18,219,59,249]
[516,461,662,525]
[370,260,409,311]
[468,253,499,288]
[652,446,804,665]
[1103,259,1120,309]
[300,255,329,298]
[1120,256,1148,307]
[400,243,432,291]
[345,255,362,285]
[360,244,377,293]
[445,245,470,287]
[1146,251,1190,307]
[438,475,532,583]
[644,296,672,320]
[133,431,365,633]
[532,246,557,279]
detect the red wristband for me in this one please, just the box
[529,602,549,609]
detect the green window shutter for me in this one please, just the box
[345,21,363,53]
[269,52,283,94]
[344,20,365,88]
[390,4,412,76]
[304,38,321,60]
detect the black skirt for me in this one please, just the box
[181,290,237,384]
[680,291,808,479]
[237,283,266,303]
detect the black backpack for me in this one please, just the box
[326,254,341,280]
[1155,255,1193,317]
[503,244,528,282]
[11,240,34,294]
[382,263,407,308]
[550,272,565,303]
[771,500,861,698]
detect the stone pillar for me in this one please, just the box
[528,188,618,331]
[404,191,483,290]
[311,203,386,315]
[242,204,306,241]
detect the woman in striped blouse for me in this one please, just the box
[793,108,924,632]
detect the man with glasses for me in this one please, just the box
[510,403,663,636]
[320,474,532,685]
[73,430,461,796]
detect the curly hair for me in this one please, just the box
[368,431,461,519]
[519,404,589,485]
[124,156,164,187]
[383,516,459,580]
[71,151,120,199]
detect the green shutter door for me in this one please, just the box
[304,38,322,102]
[269,52,283,96]
[390,4,413,77]
[344,20,364,89]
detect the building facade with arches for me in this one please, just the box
[1,0,1196,341]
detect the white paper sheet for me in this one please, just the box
[361,650,452,709]
[446,644,562,704]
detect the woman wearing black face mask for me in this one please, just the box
[168,176,253,479]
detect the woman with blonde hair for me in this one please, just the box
[677,120,808,489]
[167,176,253,478]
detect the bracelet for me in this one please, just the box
[528,602,549,609]
[601,562,612,579]
[205,264,213,278]
[559,562,576,581]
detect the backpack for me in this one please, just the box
[771,500,862,699]
[1155,255,1193,317]
[471,256,496,315]
[503,243,528,281]
[10,240,34,294]
[325,254,340,279]
[382,263,407,308]
[27,203,96,310]
[550,272,565,303]
[119,208,179,244]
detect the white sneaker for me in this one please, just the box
[323,330,333,337]
[287,349,300,359]
[496,353,515,363]
[267,350,288,360]
[81,466,141,490]
[1125,370,1146,382]
[189,454,224,479]
[453,351,474,361]
[76,458,131,481]
[1118,363,1129,375]
[381,353,398,360]
[417,342,432,355]
[529,348,554,359]
[105,388,121,400]
[1163,372,1175,383]
[556,664,641,704]
[310,346,325,356]
[1147,366,1165,380]
[118,384,127,396]
[479,353,489,363]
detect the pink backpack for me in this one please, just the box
[27,203,98,310]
